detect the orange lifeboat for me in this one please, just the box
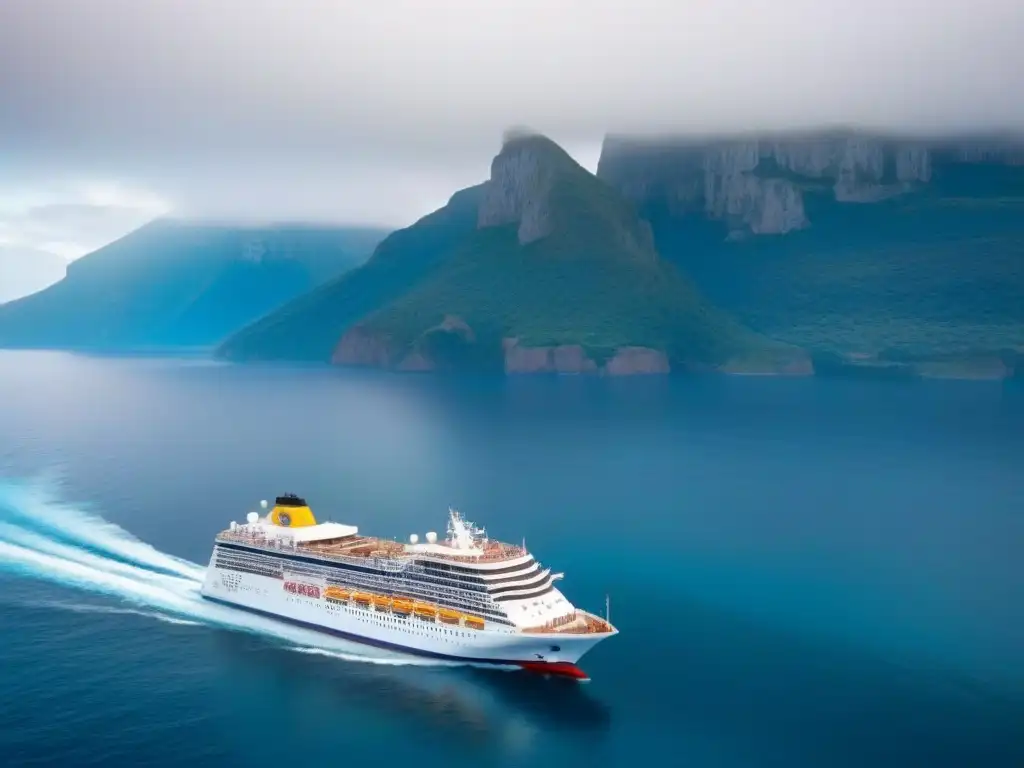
[324,586,350,601]
[353,592,372,606]
[464,615,485,630]
[439,608,461,624]
[391,599,413,615]
[372,596,392,611]
[413,603,437,619]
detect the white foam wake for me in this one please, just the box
[28,599,204,626]
[0,479,449,668]
[0,481,204,581]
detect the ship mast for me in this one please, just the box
[447,507,487,551]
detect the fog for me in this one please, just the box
[0,0,1021,260]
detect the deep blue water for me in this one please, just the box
[1,350,1022,767]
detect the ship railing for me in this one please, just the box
[274,554,497,605]
[415,543,528,564]
[221,532,400,566]
[218,531,522,613]
[230,535,526,574]
[314,576,499,615]
[281,562,510,618]
[523,611,613,635]
[220,530,527,565]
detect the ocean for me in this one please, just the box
[0,350,1021,767]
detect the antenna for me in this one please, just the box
[605,593,610,624]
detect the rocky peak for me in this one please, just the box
[477,132,568,244]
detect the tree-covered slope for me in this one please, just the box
[218,185,485,362]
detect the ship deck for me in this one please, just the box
[216,529,528,565]
[523,611,614,636]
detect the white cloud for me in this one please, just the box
[0,182,169,260]
[0,0,1020,233]
[0,246,67,303]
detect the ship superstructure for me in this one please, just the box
[200,494,616,678]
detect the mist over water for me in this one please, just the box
[0,351,1022,767]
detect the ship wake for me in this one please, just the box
[0,479,462,669]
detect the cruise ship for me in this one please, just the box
[200,494,617,679]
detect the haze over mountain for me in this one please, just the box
[2,1,1021,232]
[0,247,66,304]
[0,222,387,350]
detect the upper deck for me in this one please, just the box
[215,505,528,569]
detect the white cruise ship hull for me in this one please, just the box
[200,556,610,673]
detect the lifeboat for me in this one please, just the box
[353,592,372,606]
[373,596,392,612]
[391,599,413,615]
[324,587,350,601]
[438,608,461,624]
[413,603,437,619]
[464,616,485,630]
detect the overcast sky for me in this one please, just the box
[1,0,1022,262]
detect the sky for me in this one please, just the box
[1,0,1022,264]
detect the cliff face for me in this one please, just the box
[597,133,1022,235]
[479,132,658,258]
[331,325,395,367]
[501,338,670,375]
[332,314,480,372]
[478,140,556,244]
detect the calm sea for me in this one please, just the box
[1,350,1021,767]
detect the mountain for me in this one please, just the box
[218,184,487,363]
[220,133,799,375]
[0,220,388,351]
[0,247,67,304]
[597,131,1024,378]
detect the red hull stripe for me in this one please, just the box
[516,661,589,679]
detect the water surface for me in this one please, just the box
[1,350,1022,767]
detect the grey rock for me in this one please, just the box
[478,142,555,244]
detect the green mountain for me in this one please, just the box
[598,132,1024,378]
[0,220,388,351]
[218,184,486,362]
[220,133,797,374]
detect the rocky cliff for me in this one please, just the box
[478,136,556,244]
[501,337,672,375]
[597,132,1023,235]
